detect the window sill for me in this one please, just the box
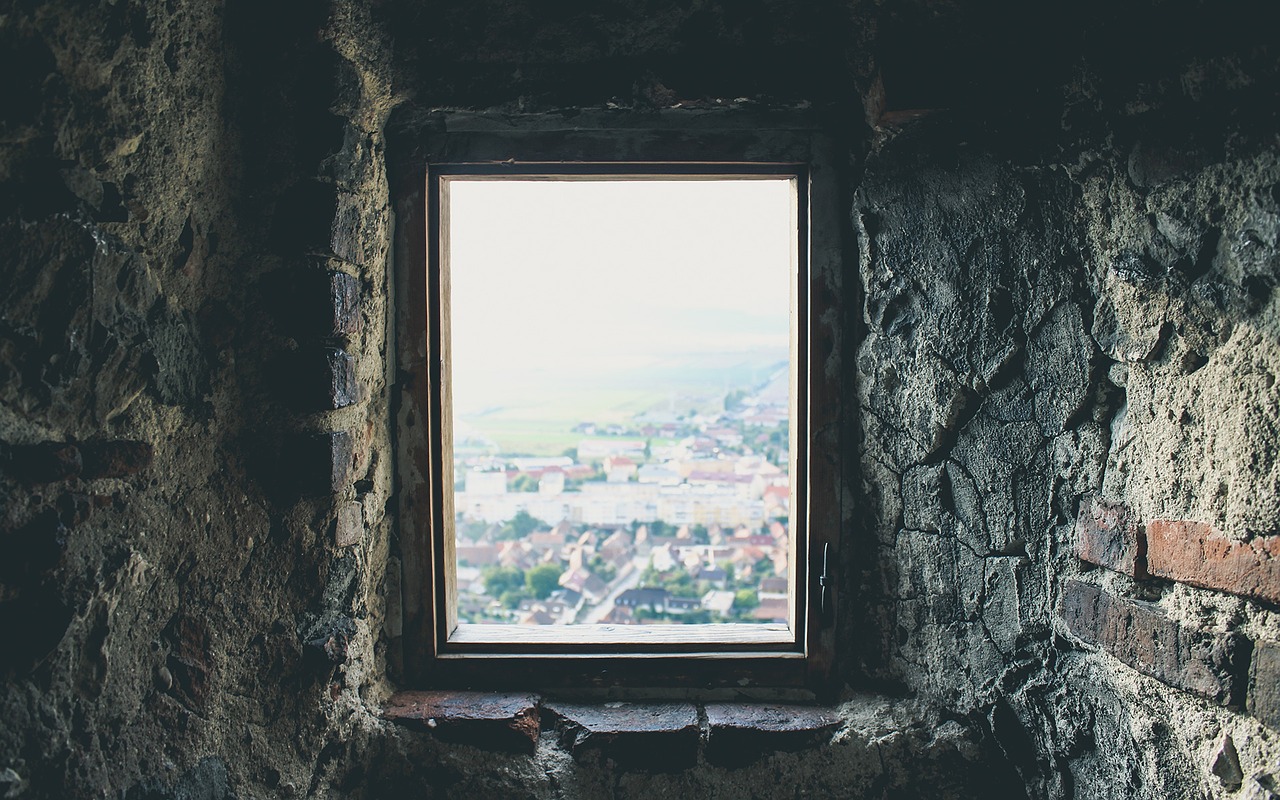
[383,690,840,766]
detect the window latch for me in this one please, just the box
[818,542,833,617]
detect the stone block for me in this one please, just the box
[1075,497,1147,577]
[384,691,541,754]
[1058,579,1248,705]
[1145,520,1280,605]
[704,703,839,766]
[546,701,699,770]
[1248,641,1280,731]
[333,502,362,547]
[301,615,356,667]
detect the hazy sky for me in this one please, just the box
[445,177,796,414]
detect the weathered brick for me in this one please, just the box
[1058,579,1248,705]
[290,347,358,410]
[1248,641,1280,731]
[271,181,370,266]
[325,271,361,337]
[324,349,358,409]
[1145,520,1280,605]
[333,501,362,547]
[546,701,699,769]
[289,431,355,494]
[384,691,540,753]
[164,616,212,711]
[269,268,361,339]
[704,703,839,766]
[1075,497,1147,577]
[4,442,82,483]
[80,440,154,479]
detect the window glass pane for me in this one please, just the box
[444,177,796,631]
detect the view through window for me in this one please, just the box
[442,173,798,638]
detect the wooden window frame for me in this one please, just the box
[391,111,844,696]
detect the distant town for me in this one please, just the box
[452,367,792,626]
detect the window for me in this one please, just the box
[392,113,843,694]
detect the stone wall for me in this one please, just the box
[0,1,1276,798]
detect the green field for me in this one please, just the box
[459,387,666,456]
[455,352,786,457]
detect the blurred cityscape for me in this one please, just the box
[453,367,792,626]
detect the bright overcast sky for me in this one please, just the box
[445,177,796,414]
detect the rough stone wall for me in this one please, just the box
[1,1,1277,799]
[852,3,1280,797]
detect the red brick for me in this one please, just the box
[1075,497,1147,577]
[1058,579,1248,705]
[384,691,540,753]
[1145,520,1280,605]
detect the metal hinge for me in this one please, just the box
[818,542,834,618]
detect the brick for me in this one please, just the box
[164,616,212,711]
[333,502,362,547]
[1248,641,1280,731]
[269,268,361,339]
[271,181,369,266]
[1058,579,1248,705]
[1075,497,1147,578]
[322,348,358,409]
[704,703,839,766]
[289,431,355,494]
[325,271,361,337]
[384,691,540,754]
[4,442,82,483]
[79,440,154,479]
[1145,520,1280,605]
[290,347,358,410]
[546,701,698,770]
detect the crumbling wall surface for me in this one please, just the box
[0,1,399,797]
[0,1,255,796]
[854,3,1280,797]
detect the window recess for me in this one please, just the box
[392,112,844,694]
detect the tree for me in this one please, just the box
[482,566,525,598]
[561,447,578,461]
[499,589,530,610]
[734,589,759,611]
[690,524,709,544]
[526,563,562,600]
[587,554,617,583]
[663,570,696,597]
[496,510,540,540]
[511,474,538,493]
